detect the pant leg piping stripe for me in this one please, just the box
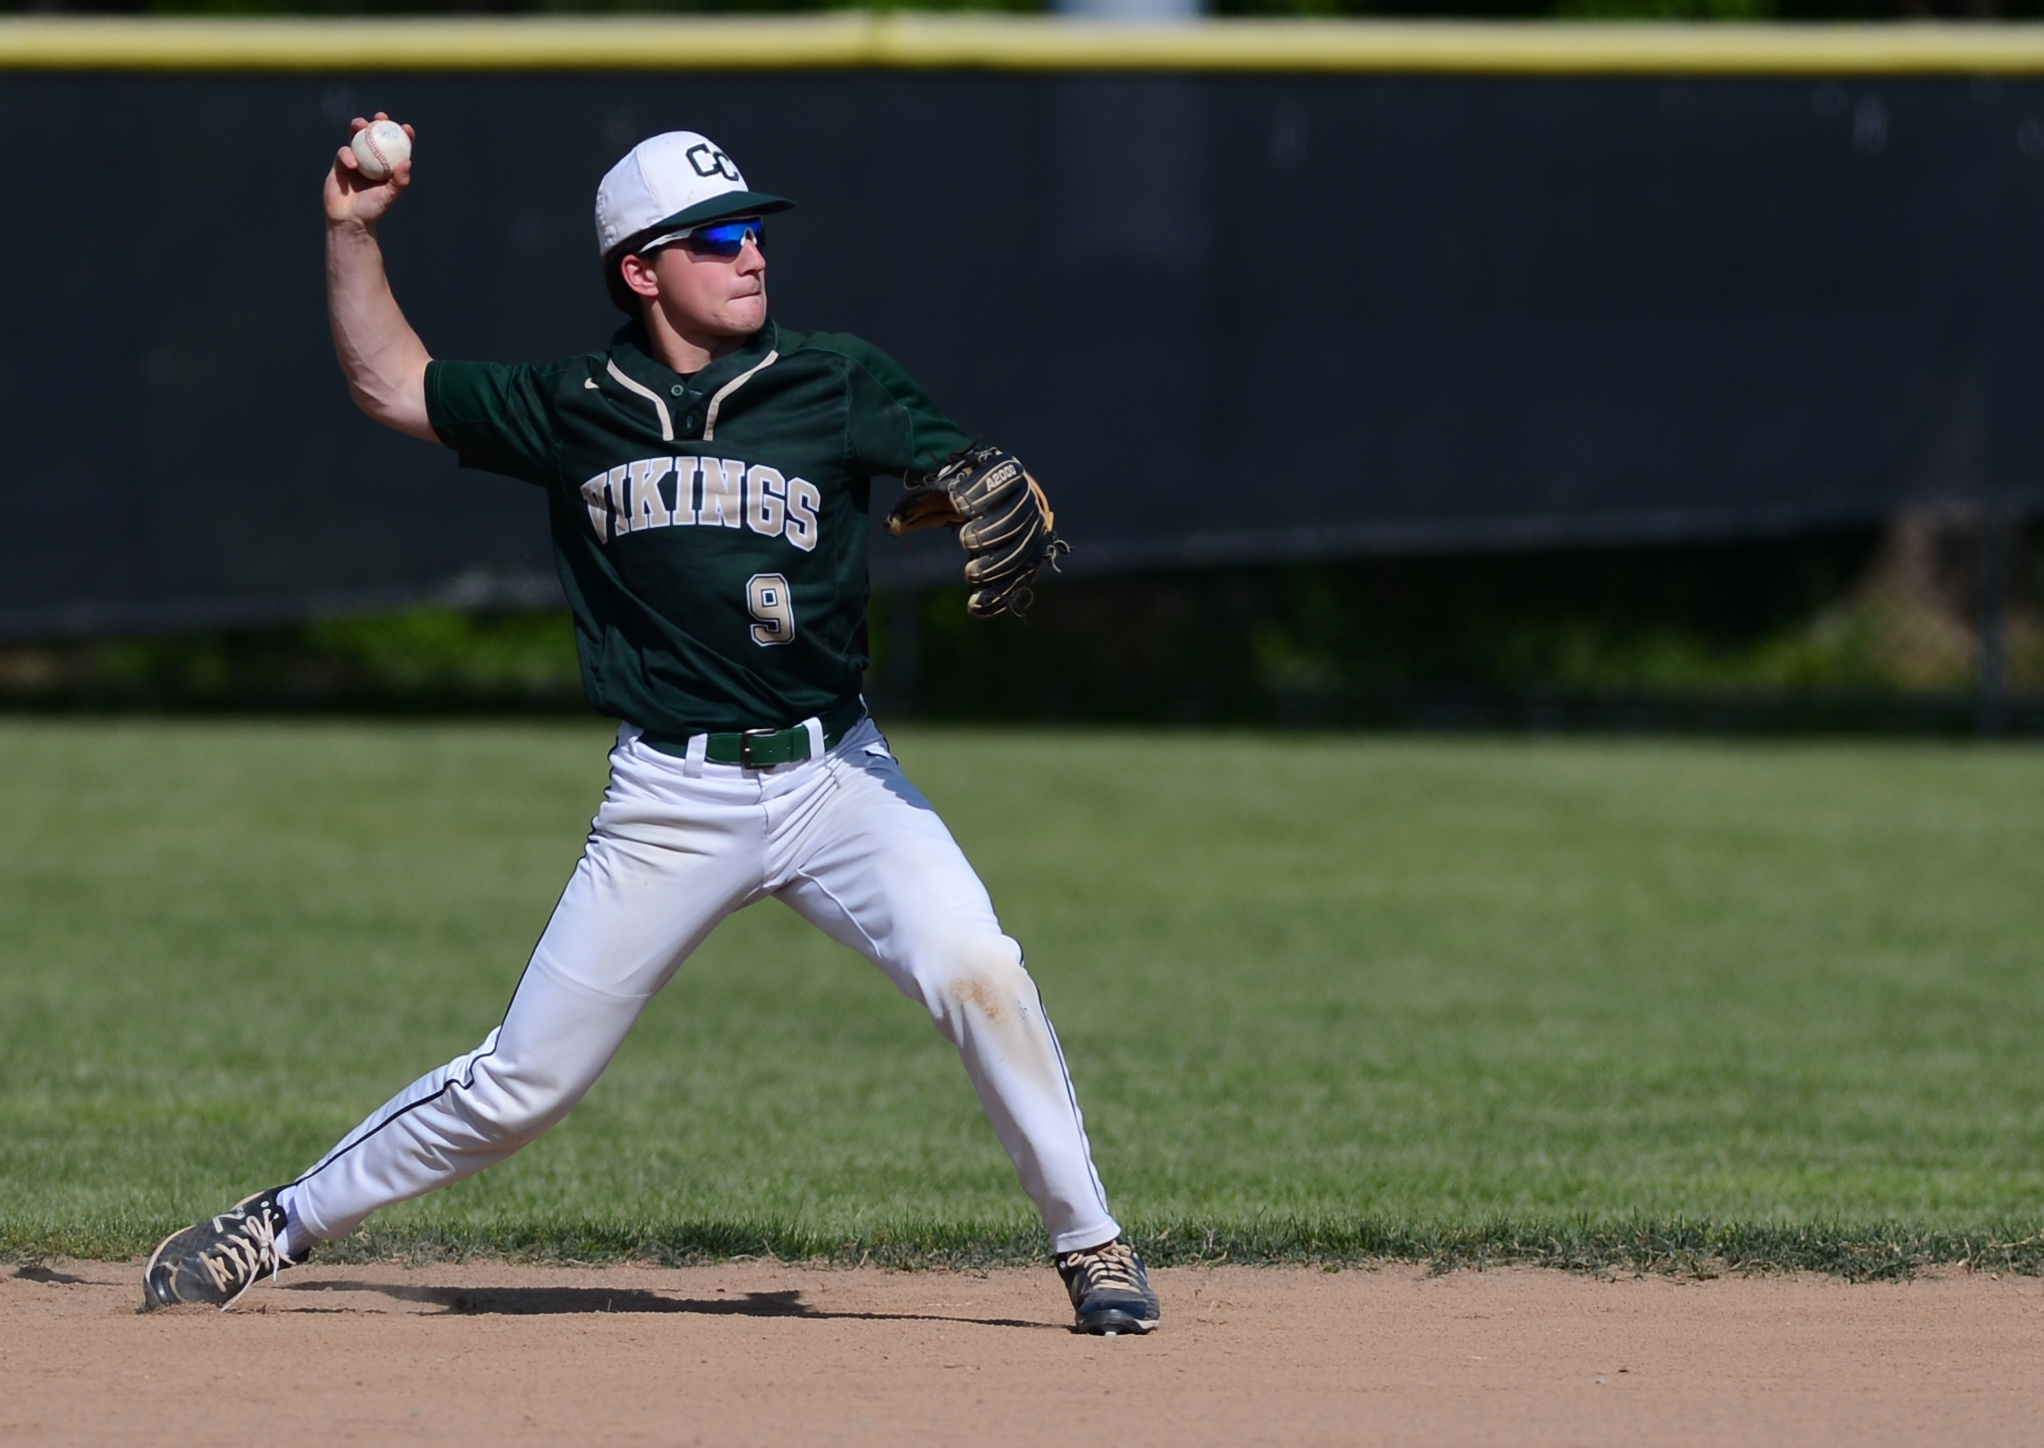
[1028,968,1116,1222]
[292,1039,500,1190]
[293,943,545,1191]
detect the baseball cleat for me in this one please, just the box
[140,1186,299,1312]
[1056,1239,1160,1335]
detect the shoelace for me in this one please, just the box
[195,1204,285,1301]
[1063,1241,1144,1296]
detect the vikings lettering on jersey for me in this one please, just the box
[579,457,822,552]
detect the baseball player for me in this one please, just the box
[140,118,1158,1336]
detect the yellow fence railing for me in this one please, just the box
[4,14,2044,76]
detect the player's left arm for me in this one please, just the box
[836,341,973,477]
[837,343,1069,619]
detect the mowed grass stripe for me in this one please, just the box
[2,721,2041,1273]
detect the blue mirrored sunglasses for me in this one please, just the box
[674,218,765,258]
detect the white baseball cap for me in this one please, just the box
[594,131,793,258]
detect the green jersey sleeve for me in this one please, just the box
[808,334,974,480]
[424,359,562,486]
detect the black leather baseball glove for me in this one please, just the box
[885,445,1071,619]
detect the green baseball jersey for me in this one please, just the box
[425,319,972,737]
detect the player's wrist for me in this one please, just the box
[326,212,382,242]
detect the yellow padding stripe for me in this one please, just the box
[6,15,2044,76]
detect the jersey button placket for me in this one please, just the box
[669,384,702,437]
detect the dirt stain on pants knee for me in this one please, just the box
[946,945,1069,1095]
[950,975,1010,1026]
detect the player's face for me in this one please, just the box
[641,231,768,341]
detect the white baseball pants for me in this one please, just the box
[280,717,1121,1256]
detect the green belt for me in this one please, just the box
[641,699,865,770]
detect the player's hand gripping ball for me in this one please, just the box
[350,119,412,182]
[885,446,1070,620]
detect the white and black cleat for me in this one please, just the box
[141,1186,299,1311]
[1056,1239,1160,1335]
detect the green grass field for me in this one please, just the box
[4,720,2043,1275]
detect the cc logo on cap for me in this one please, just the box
[686,144,742,181]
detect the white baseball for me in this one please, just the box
[350,120,411,182]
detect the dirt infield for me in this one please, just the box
[4,1259,2042,1446]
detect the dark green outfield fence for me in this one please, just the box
[1,19,2042,698]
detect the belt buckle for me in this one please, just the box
[739,727,777,770]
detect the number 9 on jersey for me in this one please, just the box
[747,573,796,647]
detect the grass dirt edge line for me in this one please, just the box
[9,1219,2044,1282]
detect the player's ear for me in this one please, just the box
[618,253,662,300]
[601,245,652,316]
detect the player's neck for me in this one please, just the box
[640,308,751,376]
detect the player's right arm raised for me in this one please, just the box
[325,114,435,442]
